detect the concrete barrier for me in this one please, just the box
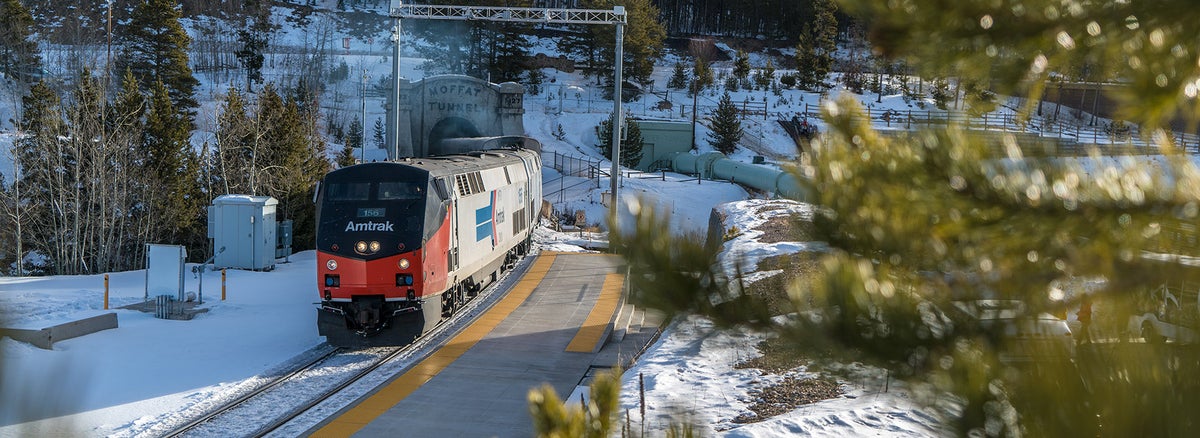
[0,313,118,350]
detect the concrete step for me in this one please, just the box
[634,308,664,336]
[611,303,635,343]
[0,313,118,349]
[591,306,667,370]
[626,308,645,335]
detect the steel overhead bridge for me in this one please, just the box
[390,3,627,24]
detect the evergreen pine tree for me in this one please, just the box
[373,118,386,149]
[667,62,688,89]
[62,69,114,273]
[13,81,60,275]
[621,117,644,169]
[525,69,544,96]
[410,0,533,81]
[555,9,600,82]
[142,79,203,253]
[615,1,1200,436]
[691,57,714,97]
[623,0,666,87]
[586,0,666,88]
[724,75,739,92]
[780,73,797,89]
[235,11,270,92]
[411,20,471,76]
[755,59,776,90]
[345,117,364,151]
[108,70,148,270]
[16,82,63,179]
[120,0,200,116]
[0,0,42,82]
[253,82,329,251]
[596,112,645,169]
[733,50,751,80]
[110,69,146,133]
[811,0,838,79]
[487,18,535,83]
[707,93,743,154]
[253,83,294,194]
[930,78,951,109]
[214,87,254,195]
[795,0,837,90]
[335,144,357,168]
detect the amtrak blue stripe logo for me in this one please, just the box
[475,194,494,242]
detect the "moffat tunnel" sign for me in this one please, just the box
[425,82,489,114]
[391,75,525,159]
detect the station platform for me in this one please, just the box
[308,251,662,437]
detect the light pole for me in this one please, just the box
[609,14,625,223]
[361,69,368,162]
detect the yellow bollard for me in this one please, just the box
[222,269,227,301]
[104,274,109,310]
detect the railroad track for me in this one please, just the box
[162,345,404,438]
[149,253,538,438]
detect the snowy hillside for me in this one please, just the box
[1,1,1171,437]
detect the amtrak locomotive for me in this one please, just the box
[315,141,542,346]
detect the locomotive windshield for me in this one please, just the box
[327,182,371,201]
[378,181,424,200]
[317,174,430,260]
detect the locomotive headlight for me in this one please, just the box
[326,259,338,270]
[398,258,410,269]
[369,241,381,252]
[355,241,368,253]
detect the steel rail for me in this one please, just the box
[162,344,346,437]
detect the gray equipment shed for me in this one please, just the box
[632,119,693,171]
[208,195,278,271]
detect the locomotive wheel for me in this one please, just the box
[442,287,458,318]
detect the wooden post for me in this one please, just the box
[104,274,109,310]
[221,269,227,301]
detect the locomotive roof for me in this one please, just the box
[327,148,537,181]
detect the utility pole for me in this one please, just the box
[362,69,368,163]
[610,15,625,218]
[392,17,404,160]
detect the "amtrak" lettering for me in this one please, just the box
[344,221,395,232]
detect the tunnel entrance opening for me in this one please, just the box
[428,117,482,156]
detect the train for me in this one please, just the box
[314,138,542,347]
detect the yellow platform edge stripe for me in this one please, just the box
[564,272,625,353]
[311,253,558,438]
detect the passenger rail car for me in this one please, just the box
[315,144,542,346]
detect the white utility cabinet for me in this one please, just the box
[208,195,278,270]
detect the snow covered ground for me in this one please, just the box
[1,60,945,433]
[622,315,943,437]
[0,215,942,438]
[0,2,1160,436]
